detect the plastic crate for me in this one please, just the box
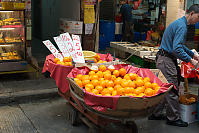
[128,55,156,69]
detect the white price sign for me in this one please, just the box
[60,33,78,62]
[72,34,85,63]
[43,40,63,61]
[54,36,70,58]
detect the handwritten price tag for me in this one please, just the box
[54,36,70,58]
[60,33,78,62]
[72,35,85,63]
[43,40,63,61]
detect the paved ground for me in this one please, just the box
[0,97,199,133]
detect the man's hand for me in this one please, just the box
[192,49,199,61]
[190,59,199,68]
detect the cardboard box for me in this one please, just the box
[60,18,83,34]
[180,103,198,124]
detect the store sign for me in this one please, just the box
[54,36,70,58]
[72,35,85,63]
[43,40,63,61]
[60,33,79,62]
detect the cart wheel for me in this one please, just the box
[71,106,79,126]
[126,121,138,133]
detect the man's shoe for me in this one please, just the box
[148,114,167,120]
[166,119,188,127]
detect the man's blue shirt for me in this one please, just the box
[120,4,133,22]
[159,16,194,63]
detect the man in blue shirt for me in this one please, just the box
[148,4,199,127]
[119,0,134,42]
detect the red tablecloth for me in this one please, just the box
[42,54,74,94]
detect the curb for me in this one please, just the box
[0,88,60,104]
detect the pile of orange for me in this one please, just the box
[74,65,160,97]
[54,56,72,66]
[94,54,107,63]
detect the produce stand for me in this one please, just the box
[42,53,173,133]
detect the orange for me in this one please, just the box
[106,81,114,88]
[117,87,125,95]
[95,85,104,92]
[82,75,90,80]
[75,80,83,88]
[57,61,65,66]
[121,81,129,88]
[144,82,152,89]
[104,73,112,80]
[68,62,73,66]
[121,79,127,83]
[63,57,71,62]
[119,68,127,77]
[96,71,104,78]
[144,77,151,83]
[105,70,111,74]
[123,74,131,80]
[90,75,99,80]
[136,79,144,87]
[74,78,79,83]
[134,87,145,95]
[85,87,91,93]
[136,93,145,97]
[112,90,117,96]
[114,78,122,85]
[144,88,154,96]
[99,78,104,81]
[82,79,90,87]
[151,83,159,90]
[54,58,60,63]
[129,73,138,80]
[107,87,114,93]
[154,86,160,94]
[128,81,136,88]
[105,94,111,96]
[136,76,143,81]
[76,74,83,80]
[114,84,122,90]
[124,87,134,94]
[113,70,120,77]
[111,75,117,81]
[89,71,96,76]
[85,83,94,90]
[91,79,99,87]
[101,89,111,95]
[64,62,69,66]
[99,80,106,88]
[91,89,99,95]
[99,65,107,72]
[56,61,62,65]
